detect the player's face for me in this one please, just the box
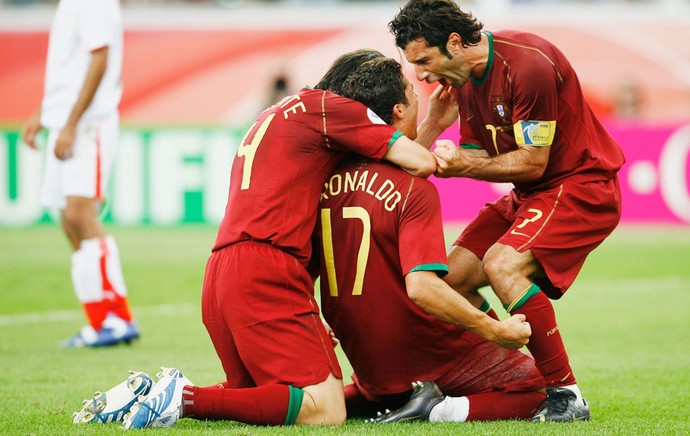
[394,77,419,139]
[403,37,471,89]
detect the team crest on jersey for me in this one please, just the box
[367,108,386,125]
[491,96,512,127]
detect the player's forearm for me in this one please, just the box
[456,147,546,182]
[385,136,437,177]
[64,47,108,129]
[407,275,500,340]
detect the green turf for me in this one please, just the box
[0,224,689,435]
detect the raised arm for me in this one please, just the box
[415,84,458,149]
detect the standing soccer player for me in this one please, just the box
[389,0,625,422]
[316,57,545,423]
[21,0,138,348]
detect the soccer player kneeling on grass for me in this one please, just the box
[72,49,439,428]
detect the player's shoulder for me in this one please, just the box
[491,30,566,77]
[296,87,368,110]
[492,30,553,48]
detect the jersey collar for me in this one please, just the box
[471,31,493,86]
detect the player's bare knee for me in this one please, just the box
[483,253,512,281]
[297,374,346,425]
[295,395,345,425]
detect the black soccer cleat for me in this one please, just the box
[531,387,591,422]
[369,381,445,423]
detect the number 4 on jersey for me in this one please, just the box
[237,113,275,190]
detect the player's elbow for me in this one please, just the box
[405,273,433,308]
[408,154,437,178]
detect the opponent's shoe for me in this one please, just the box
[60,325,120,348]
[122,367,193,429]
[73,371,154,424]
[60,317,140,348]
[370,381,445,423]
[531,387,591,422]
[102,315,140,344]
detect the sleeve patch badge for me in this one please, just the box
[513,120,556,146]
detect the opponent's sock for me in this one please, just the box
[99,236,133,322]
[182,383,303,425]
[465,391,546,421]
[72,238,107,329]
[82,301,109,331]
[507,284,576,387]
[429,396,468,422]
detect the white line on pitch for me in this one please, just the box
[0,303,198,327]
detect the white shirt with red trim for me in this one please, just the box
[41,0,123,129]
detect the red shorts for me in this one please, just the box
[456,177,621,299]
[201,241,342,388]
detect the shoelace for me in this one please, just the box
[547,392,572,414]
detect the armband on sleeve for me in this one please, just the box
[513,120,556,146]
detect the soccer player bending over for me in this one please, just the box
[387,0,625,422]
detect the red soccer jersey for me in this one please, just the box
[317,159,477,396]
[213,88,402,267]
[455,31,625,191]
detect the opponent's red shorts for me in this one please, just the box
[201,241,342,388]
[456,177,621,299]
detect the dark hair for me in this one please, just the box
[340,57,407,125]
[315,49,385,94]
[389,0,483,58]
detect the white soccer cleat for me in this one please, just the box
[122,367,193,429]
[72,371,153,424]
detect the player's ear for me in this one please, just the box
[392,103,405,125]
[447,33,462,55]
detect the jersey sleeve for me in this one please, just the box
[398,178,448,277]
[321,92,399,161]
[79,0,114,51]
[510,57,559,146]
[458,116,482,149]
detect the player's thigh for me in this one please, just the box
[40,129,66,209]
[201,251,254,388]
[454,195,513,259]
[445,245,487,295]
[63,115,118,200]
[201,253,250,387]
[498,181,620,298]
[212,242,342,388]
[439,337,544,397]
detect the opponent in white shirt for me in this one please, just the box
[21,0,139,348]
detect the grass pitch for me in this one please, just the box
[0,224,689,435]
